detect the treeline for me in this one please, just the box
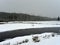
[0,12,55,22]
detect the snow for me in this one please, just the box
[0,32,60,45]
[7,21,60,25]
[0,21,60,32]
[0,21,60,45]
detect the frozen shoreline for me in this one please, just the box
[0,27,60,42]
[0,21,60,44]
[0,32,60,45]
[0,21,60,32]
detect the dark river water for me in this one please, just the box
[0,27,60,42]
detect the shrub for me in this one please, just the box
[32,36,40,42]
[24,39,29,43]
[52,33,55,37]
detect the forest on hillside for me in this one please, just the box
[0,12,56,22]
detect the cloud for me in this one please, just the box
[0,0,60,17]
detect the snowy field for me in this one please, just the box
[0,21,60,32]
[0,21,60,45]
[0,32,60,45]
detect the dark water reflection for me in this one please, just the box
[0,27,60,42]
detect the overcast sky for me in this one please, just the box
[0,0,60,18]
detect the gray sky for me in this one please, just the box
[0,0,60,18]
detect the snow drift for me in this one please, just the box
[0,32,60,45]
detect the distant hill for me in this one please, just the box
[0,12,56,22]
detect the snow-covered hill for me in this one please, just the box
[0,32,60,45]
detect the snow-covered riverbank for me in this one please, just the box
[0,32,60,45]
[0,21,60,45]
[0,21,60,32]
